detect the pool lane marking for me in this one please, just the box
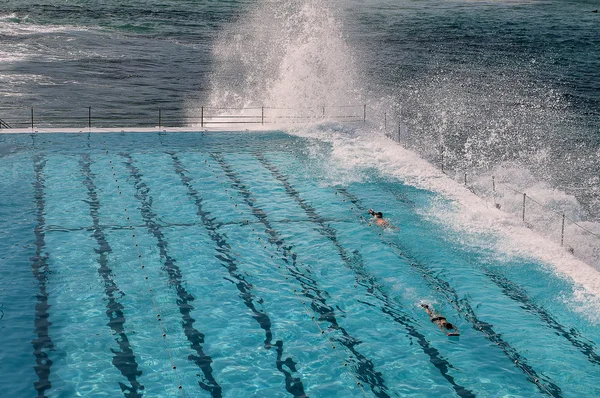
[120,153,223,398]
[194,152,369,398]
[31,155,55,398]
[79,154,144,398]
[102,144,185,398]
[43,218,351,234]
[336,187,562,398]
[383,187,600,368]
[170,153,308,398]
[243,153,478,398]
[210,153,388,398]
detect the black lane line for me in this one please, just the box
[212,153,391,398]
[170,153,307,398]
[120,154,222,398]
[386,186,600,369]
[336,187,564,398]
[31,156,55,398]
[44,218,350,234]
[483,272,600,366]
[255,153,476,398]
[80,154,144,398]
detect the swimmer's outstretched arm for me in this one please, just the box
[421,304,434,317]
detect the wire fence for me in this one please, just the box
[384,121,600,268]
[0,105,367,129]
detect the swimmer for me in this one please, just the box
[421,304,460,336]
[368,209,397,229]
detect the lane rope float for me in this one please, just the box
[102,140,185,397]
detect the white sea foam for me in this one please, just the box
[0,17,95,65]
[0,17,85,37]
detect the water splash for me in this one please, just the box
[198,0,363,119]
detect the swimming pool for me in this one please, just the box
[0,131,598,398]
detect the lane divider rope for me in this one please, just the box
[102,141,185,397]
[196,152,369,397]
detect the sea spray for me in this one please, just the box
[199,0,363,119]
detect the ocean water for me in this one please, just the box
[1,0,600,396]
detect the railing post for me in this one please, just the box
[464,172,467,186]
[522,193,527,222]
[31,107,34,130]
[492,175,497,205]
[261,106,264,125]
[561,214,565,246]
[158,108,162,129]
[88,106,91,129]
[363,104,366,123]
[201,106,204,128]
[384,112,387,130]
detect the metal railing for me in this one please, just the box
[0,105,367,129]
[385,121,600,268]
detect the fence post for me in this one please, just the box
[201,106,204,128]
[31,107,34,130]
[464,172,467,186]
[363,104,366,123]
[561,214,565,246]
[158,108,162,129]
[492,175,497,206]
[440,148,444,172]
[384,112,387,130]
[261,106,264,125]
[522,193,527,222]
[88,106,91,129]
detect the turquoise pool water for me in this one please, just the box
[0,131,598,398]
